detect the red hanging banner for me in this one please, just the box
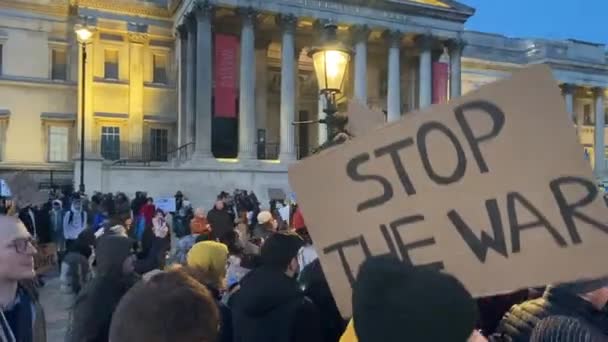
[214,34,239,118]
[432,62,449,104]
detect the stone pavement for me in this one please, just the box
[39,275,72,342]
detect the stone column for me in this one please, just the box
[417,34,433,108]
[255,39,270,138]
[561,84,576,123]
[237,8,257,159]
[176,25,188,147]
[127,24,148,157]
[385,31,402,122]
[351,25,370,104]
[185,15,197,145]
[278,14,297,161]
[594,87,606,177]
[194,2,214,158]
[446,38,465,99]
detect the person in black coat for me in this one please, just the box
[298,259,347,342]
[230,232,322,342]
[493,279,608,341]
[207,200,233,241]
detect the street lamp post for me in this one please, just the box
[74,24,94,194]
[308,23,353,151]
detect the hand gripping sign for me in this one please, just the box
[288,66,608,317]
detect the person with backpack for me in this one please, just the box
[63,198,87,251]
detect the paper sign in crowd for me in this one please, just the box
[288,66,608,317]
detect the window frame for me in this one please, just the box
[0,118,8,162]
[48,41,70,81]
[50,48,68,81]
[47,125,70,162]
[41,119,74,164]
[152,53,168,84]
[149,127,169,161]
[100,125,121,160]
[103,49,120,80]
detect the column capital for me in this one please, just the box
[445,38,466,54]
[415,33,435,50]
[176,24,188,39]
[237,7,258,25]
[350,25,370,44]
[276,14,298,33]
[383,30,402,48]
[560,83,576,95]
[193,0,214,20]
[592,87,605,97]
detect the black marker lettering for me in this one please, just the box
[346,153,394,212]
[507,192,567,253]
[323,235,371,287]
[389,215,444,271]
[417,121,467,185]
[448,199,508,263]
[550,176,608,243]
[374,138,417,195]
[454,100,505,173]
[380,224,399,259]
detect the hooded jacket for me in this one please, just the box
[207,208,233,240]
[494,286,608,342]
[63,204,87,240]
[230,266,322,342]
[66,235,138,342]
[0,281,46,342]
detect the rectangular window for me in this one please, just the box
[104,50,119,80]
[150,128,168,161]
[51,49,67,80]
[584,104,592,125]
[153,54,167,84]
[48,126,69,162]
[0,44,3,75]
[101,126,120,160]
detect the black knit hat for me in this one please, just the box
[352,255,478,342]
[260,232,304,270]
[531,316,607,342]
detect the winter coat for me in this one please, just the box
[63,206,87,240]
[230,266,322,342]
[0,281,46,342]
[493,286,608,342]
[49,209,65,250]
[66,273,139,342]
[140,203,155,226]
[207,208,233,240]
[298,259,347,342]
[174,234,199,265]
[66,235,138,342]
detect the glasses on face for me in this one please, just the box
[8,238,36,254]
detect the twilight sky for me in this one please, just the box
[460,0,607,45]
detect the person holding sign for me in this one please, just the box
[0,215,46,342]
[493,278,608,341]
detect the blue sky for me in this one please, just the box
[460,0,607,45]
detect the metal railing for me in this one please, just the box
[78,140,177,166]
[167,142,195,165]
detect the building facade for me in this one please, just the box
[0,0,606,206]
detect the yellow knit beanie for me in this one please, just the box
[187,241,229,276]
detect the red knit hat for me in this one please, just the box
[292,208,306,231]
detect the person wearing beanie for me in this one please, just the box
[185,241,232,342]
[530,316,607,342]
[230,232,322,342]
[352,255,478,342]
[495,277,608,341]
[253,210,277,241]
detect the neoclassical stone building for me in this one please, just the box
[0,0,606,206]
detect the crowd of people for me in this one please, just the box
[1,188,608,342]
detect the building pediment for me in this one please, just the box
[341,0,475,22]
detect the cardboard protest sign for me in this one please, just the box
[5,172,48,207]
[288,65,608,317]
[34,243,58,274]
[156,197,176,213]
[345,100,386,138]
